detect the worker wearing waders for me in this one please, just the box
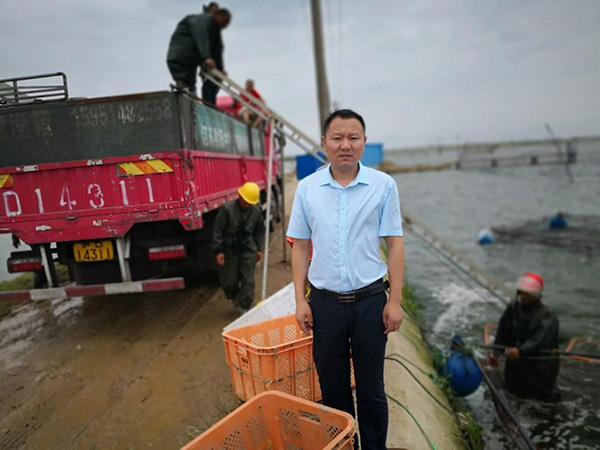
[166,8,231,104]
[490,273,560,400]
[212,182,264,313]
[288,110,405,450]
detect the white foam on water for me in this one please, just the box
[432,282,496,334]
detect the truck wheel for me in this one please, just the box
[130,258,167,281]
[33,270,47,289]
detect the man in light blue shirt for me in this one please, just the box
[287,109,404,450]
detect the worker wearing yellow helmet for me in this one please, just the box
[212,182,264,313]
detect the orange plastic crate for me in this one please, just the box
[181,391,355,450]
[223,314,321,402]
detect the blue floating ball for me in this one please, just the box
[477,228,495,245]
[549,214,568,229]
[440,350,483,397]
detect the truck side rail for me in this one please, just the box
[0,73,68,107]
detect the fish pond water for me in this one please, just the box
[390,139,600,449]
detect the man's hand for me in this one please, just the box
[215,253,225,266]
[505,347,520,359]
[296,299,313,335]
[203,58,216,70]
[256,251,263,262]
[383,300,403,334]
[488,354,500,368]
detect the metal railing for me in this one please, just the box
[203,68,326,163]
[0,72,69,107]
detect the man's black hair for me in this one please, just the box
[322,109,366,136]
[216,8,231,17]
[203,2,219,13]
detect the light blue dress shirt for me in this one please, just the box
[287,162,403,292]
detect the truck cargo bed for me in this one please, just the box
[0,90,263,166]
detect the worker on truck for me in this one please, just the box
[212,182,264,313]
[238,79,265,128]
[166,8,231,104]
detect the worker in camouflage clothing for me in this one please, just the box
[212,182,264,312]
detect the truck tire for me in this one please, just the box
[33,270,47,289]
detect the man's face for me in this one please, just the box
[518,291,539,304]
[215,14,230,29]
[245,80,254,91]
[322,117,366,172]
[238,197,251,209]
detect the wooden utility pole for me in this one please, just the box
[310,0,331,134]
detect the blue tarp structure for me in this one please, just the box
[361,143,384,167]
[295,143,384,180]
[296,152,326,180]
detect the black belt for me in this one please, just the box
[310,279,389,303]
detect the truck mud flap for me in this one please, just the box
[0,277,185,302]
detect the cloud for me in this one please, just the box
[1,0,598,150]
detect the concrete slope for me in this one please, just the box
[385,314,465,449]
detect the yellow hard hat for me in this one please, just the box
[238,182,260,205]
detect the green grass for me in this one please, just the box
[401,283,422,323]
[457,412,484,450]
[0,264,70,317]
[0,302,13,317]
[0,272,35,292]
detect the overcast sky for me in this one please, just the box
[1,0,599,151]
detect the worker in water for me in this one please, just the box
[212,182,264,313]
[288,109,404,449]
[166,8,231,104]
[490,272,560,400]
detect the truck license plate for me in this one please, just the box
[73,241,115,263]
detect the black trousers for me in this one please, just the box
[167,59,198,92]
[167,59,219,104]
[218,250,257,310]
[505,357,560,400]
[201,77,220,106]
[310,290,389,450]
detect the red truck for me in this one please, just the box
[0,73,282,301]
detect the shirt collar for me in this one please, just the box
[319,161,370,188]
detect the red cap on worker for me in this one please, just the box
[516,272,544,297]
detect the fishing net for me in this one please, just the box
[456,142,576,174]
[489,213,600,254]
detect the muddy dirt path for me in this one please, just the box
[0,179,297,449]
